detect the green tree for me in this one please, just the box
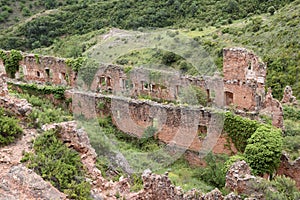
[244,126,283,175]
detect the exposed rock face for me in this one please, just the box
[0,126,67,200]
[277,153,300,188]
[225,160,256,194]
[0,165,67,200]
[281,86,297,105]
[42,121,131,199]
[260,88,284,128]
[0,96,32,116]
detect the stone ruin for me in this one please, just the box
[281,85,298,105]
[277,153,300,188]
[0,72,32,117]
[42,121,242,200]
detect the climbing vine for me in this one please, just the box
[224,112,260,152]
[0,49,23,78]
[65,57,87,72]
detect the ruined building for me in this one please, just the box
[0,48,284,149]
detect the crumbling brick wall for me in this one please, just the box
[90,64,208,103]
[20,54,76,86]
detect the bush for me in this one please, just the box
[193,152,228,188]
[268,6,276,15]
[0,108,23,146]
[283,106,300,121]
[244,126,283,175]
[23,130,91,199]
[283,136,300,160]
[248,176,300,200]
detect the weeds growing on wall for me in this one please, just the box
[10,91,72,128]
[0,49,22,78]
[9,82,66,100]
[65,57,87,72]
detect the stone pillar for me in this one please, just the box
[281,86,297,104]
[0,73,8,97]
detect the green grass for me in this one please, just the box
[80,116,227,193]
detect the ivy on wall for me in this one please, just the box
[0,49,23,78]
[244,125,283,175]
[224,112,284,175]
[224,112,260,152]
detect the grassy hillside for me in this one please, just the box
[0,0,299,99]
[196,0,300,99]
[0,0,294,49]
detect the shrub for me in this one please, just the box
[248,176,300,200]
[193,152,228,188]
[0,108,23,146]
[283,105,300,121]
[23,130,91,199]
[244,126,283,175]
[268,6,276,15]
[283,136,300,160]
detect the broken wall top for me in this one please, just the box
[223,47,266,85]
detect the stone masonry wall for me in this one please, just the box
[223,47,266,111]
[1,48,269,112]
[72,91,236,155]
[0,51,76,87]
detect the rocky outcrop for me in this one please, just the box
[225,160,256,195]
[281,86,297,105]
[131,169,186,199]
[277,153,300,188]
[129,169,241,200]
[0,96,32,117]
[42,121,131,199]
[0,165,67,200]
